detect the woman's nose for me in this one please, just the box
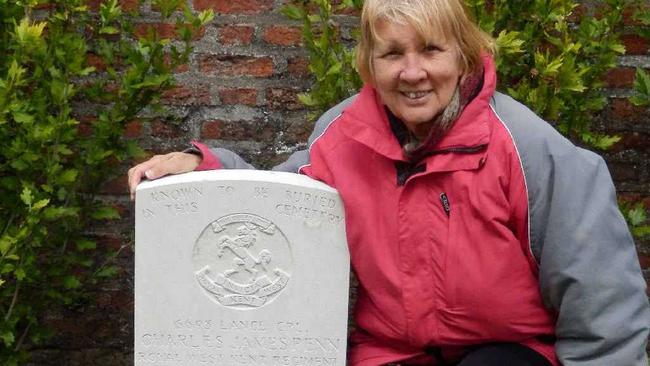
[399,55,427,82]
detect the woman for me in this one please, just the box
[128,0,650,365]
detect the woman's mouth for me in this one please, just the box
[401,90,431,100]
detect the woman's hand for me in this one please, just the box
[128,152,201,200]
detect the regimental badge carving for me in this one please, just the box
[192,214,292,309]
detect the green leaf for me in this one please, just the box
[76,239,97,251]
[0,235,17,256]
[43,206,79,220]
[12,111,34,124]
[79,67,96,76]
[14,268,26,281]
[126,141,146,158]
[15,18,47,44]
[630,68,650,107]
[281,5,304,20]
[7,59,26,82]
[632,225,650,238]
[62,275,81,289]
[20,186,33,206]
[586,133,620,150]
[609,43,625,54]
[198,10,214,25]
[495,30,524,55]
[627,206,647,227]
[298,93,317,107]
[91,206,120,220]
[96,266,118,278]
[32,199,50,211]
[1,330,15,347]
[99,26,119,35]
[58,169,78,184]
[325,62,342,76]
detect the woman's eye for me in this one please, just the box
[424,44,439,52]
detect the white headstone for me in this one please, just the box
[135,170,349,366]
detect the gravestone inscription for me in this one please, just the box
[135,170,349,366]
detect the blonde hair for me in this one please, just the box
[356,0,495,84]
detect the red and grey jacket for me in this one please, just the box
[192,56,650,366]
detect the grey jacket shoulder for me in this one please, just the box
[491,92,650,366]
[271,94,357,172]
[206,95,357,171]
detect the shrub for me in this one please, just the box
[0,0,212,363]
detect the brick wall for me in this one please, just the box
[26,0,649,364]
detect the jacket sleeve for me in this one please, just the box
[492,92,650,366]
[536,148,650,365]
[190,95,357,173]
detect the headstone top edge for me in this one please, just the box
[135,170,336,193]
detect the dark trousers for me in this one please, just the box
[387,343,552,366]
[457,343,551,366]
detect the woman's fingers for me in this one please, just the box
[128,155,164,199]
[128,152,201,200]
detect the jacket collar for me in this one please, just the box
[341,54,497,168]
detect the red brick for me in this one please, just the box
[119,0,138,12]
[123,120,143,138]
[201,120,223,139]
[199,55,274,77]
[266,88,303,110]
[95,235,123,250]
[287,56,310,77]
[113,202,129,217]
[134,23,178,40]
[105,82,120,94]
[151,120,182,138]
[164,54,189,73]
[263,26,302,46]
[622,34,649,55]
[101,175,128,195]
[176,63,190,73]
[218,25,255,45]
[218,88,257,105]
[96,290,132,311]
[150,0,181,12]
[640,253,650,270]
[611,132,650,152]
[86,53,106,71]
[194,0,273,14]
[283,120,312,145]
[162,85,211,105]
[608,162,640,182]
[201,119,275,140]
[604,67,636,88]
[34,2,56,10]
[623,4,648,26]
[85,0,101,11]
[618,193,642,205]
[609,98,646,120]
[568,3,588,23]
[77,116,96,137]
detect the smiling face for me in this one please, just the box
[371,20,463,139]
